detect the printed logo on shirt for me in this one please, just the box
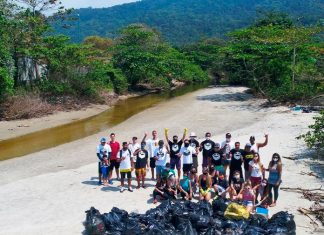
[212,153,221,160]
[157,149,164,159]
[190,142,196,148]
[234,152,242,160]
[183,149,190,156]
[172,144,179,152]
[245,154,253,159]
[225,144,231,154]
[138,151,146,159]
[204,143,212,150]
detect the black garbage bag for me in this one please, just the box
[103,209,127,233]
[212,198,229,216]
[189,213,211,230]
[196,200,213,217]
[203,226,222,235]
[244,226,267,235]
[176,219,198,235]
[248,213,268,229]
[266,211,296,235]
[221,220,244,235]
[85,207,106,235]
[145,221,178,235]
[123,217,144,235]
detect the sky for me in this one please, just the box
[59,0,139,9]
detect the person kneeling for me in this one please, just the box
[178,171,192,200]
[199,167,212,201]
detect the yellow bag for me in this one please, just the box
[224,203,250,220]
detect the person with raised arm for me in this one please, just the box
[165,127,188,178]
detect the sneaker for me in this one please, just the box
[120,187,126,193]
[109,180,113,185]
[128,187,133,192]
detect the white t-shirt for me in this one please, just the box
[128,143,140,155]
[118,149,133,170]
[249,161,263,178]
[146,138,159,158]
[154,147,168,166]
[251,144,258,153]
[180,146,194,164]
[96,144,112,162]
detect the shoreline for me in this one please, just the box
[0,93,139,141]
[0,86,322,235]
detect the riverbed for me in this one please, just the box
[0,86,322,235]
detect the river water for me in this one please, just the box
[0,83,209,161]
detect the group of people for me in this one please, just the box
[96,129,282,213]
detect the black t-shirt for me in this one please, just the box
[135,149,148,169]
[229,149,244,170]
[210,149,224,166]
[231,177,244,194]
[243,150,254,171]
[200,139,215,158]
[168,140,183,159]
[189,139,199,157]
[213,176,228,189]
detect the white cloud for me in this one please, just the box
[60,0,139,9]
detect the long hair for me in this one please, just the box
[269,153,282,170]
[253,153,263,170]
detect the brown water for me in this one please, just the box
[0,83,209,161]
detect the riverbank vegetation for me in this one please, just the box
[0,0,323,120]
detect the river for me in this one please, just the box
[0,83,209,161]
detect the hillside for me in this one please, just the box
[53,0,324,45]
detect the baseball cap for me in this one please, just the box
[100,137,107,142]
[215,142,221,148]
[245,143,252,147]
[226,133,231,137]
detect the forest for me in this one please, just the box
[0,0,323,121]
[54,0,324,45]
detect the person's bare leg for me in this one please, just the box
[136,176,141,188]
[127,178,132,189]
[177,168,181,179]
[116,168,120,179]
[142,174,145,187]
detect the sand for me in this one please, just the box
[0,86,322,235]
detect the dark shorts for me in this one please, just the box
[222,158,231,166]
[202,156,209,168]
[109,160,120,171]
[98,162,102,174]
[121,171,132,179]
[183,163,193,173]
[250,176,262,187]
[149,158,156,168]
[170,157,181,170]
[180,191,191,199]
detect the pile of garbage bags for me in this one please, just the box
[84,198,296,235]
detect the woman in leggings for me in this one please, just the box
[267,153,282,207]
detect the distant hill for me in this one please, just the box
[53,0,324,45]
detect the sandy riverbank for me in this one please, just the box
[0,86,322,235]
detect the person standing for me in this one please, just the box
[189,132,200,169]
[133,142,149,189]
[154,140,168,182]
[267,153,282,207]
[200,132,215,169]
[243,143,254,180]
[108,133,121,184]
[118,142,134,193]
[249,153,265,200]
[221,133,234,176]
[229,142,244,183]
[96,137,111,185]
[165,128,187,178]
[128,136,140,155]
[180,139,195,173]
[143,130,159,180]
[209,143,225,174]
[249,134,269,153]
